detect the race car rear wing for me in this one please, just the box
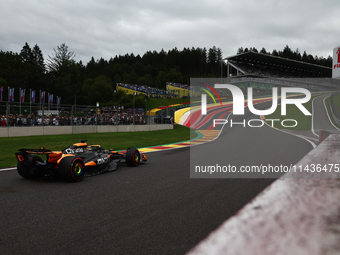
[17,148,53,154]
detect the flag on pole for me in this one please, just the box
[57,97,61,110]
[20,89,25,103]
[0,87,3,101]
[41,91,45,104]
[31,90,36,103]
[9,87,14,102]
[49,94,53,107]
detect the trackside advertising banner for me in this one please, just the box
[31,90,36,103]
[49,94,53,107]
[189,78,338,179]
[41,91,45,104]
[9,87,14,101]
[20,89,25,103]
[57,97,61,109]
[332,46,340,79]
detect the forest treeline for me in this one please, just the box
[0,43,333,105]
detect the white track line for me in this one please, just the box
[311,96,319,137]
[0,167,16,172]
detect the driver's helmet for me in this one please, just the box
[86,146,92,151]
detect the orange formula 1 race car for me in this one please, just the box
[15,140,147,182]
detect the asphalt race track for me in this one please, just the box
[0,97,320,255]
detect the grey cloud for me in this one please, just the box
[0,0,339,63]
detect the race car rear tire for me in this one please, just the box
[17,155,44,179]
[126,148,140,167]
[59,156,85,182]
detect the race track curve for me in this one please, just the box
[0,99,316,255]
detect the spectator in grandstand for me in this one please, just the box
[0,106,149,127]
[1,117,6,127]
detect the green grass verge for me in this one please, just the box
[331,93,340,113]
[0,125,195,168]
[324,96,340,129]
[264,95,318,131]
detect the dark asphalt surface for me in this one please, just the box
[0,99,315,255]
[0,150,278,255]
[313,93,340,135]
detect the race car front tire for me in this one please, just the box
[17,155,44,179]
[126,148,140,167]
[59,156,85,182]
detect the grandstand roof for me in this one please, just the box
[224,51,332,77]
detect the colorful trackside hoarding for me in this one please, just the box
[332,46,340,79]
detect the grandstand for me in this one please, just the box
[166,82,191,98]
[116,83,176,98]
[222,51,340,91]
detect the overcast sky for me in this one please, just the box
[1,0,339,64]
